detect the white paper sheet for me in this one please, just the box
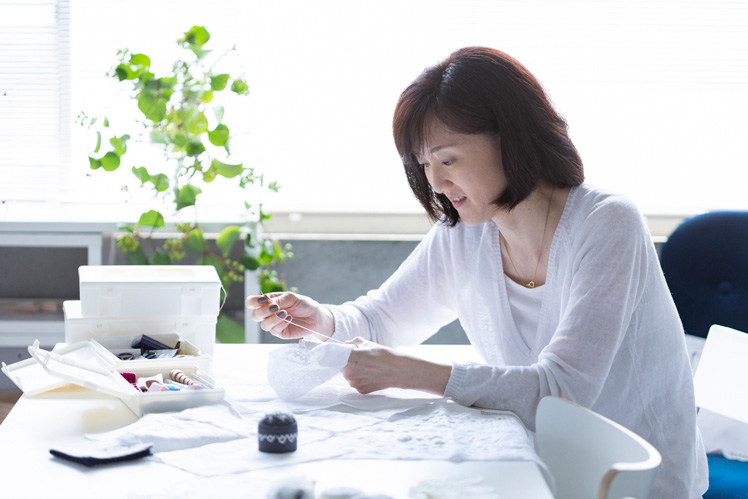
[694,325,748,425]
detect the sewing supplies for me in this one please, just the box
[119,372,141,392]
[258,413,298,453]
[131,334,174,351]
[170,369,195,385]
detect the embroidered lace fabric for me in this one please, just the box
[266,340,354,401]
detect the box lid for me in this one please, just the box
[27,340,137,401]
[78,265,220,286]
[1,355,67,396]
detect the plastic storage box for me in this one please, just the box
[2,339,225,417]
[78,265,222,317]
[63,300,216,362]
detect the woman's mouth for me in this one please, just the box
[451,196,466,208]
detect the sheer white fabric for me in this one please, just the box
[266,340,354,401]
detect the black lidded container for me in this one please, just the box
[258,412,298,453]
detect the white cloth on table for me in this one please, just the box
[85,401,250,453]
[85,383,544,481]
[326,183,707,499]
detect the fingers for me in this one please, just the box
[265,311,294,338]
[245,292,284,310]
[345,336,370,349]
[247,293,291,323]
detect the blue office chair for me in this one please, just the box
[660,211,748,499]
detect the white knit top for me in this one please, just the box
[328,183,708,498]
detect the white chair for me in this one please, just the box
[535,396,662,499]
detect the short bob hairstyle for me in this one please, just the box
[393,47,584,226]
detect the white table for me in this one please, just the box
[0,344,554,499]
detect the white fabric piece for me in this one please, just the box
[334,400,542,466]
[327,183,708,499]
[503,275,544,350]
[143,392,542,480]
[698,408,748,462]
[266,340,354,401]
[86,401,250,453]
[155,435,348,476]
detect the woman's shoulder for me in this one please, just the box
[566,183,643,227]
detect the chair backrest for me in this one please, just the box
[659,211,748,338]
[693,324,748,425]
[536,396,662,499]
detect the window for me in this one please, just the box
[0,0,69,202]
[2,0,748,221]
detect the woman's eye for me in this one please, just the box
[441,159,453,166]
[419,162,430,169]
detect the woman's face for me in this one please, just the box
[416,121,506,226]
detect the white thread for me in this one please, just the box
[258,433,297,444]
[267,297,345,344]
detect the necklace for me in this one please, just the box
[501,187,554,289]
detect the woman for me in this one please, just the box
[247,47,707,498]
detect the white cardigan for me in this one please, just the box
[328,183,708,498]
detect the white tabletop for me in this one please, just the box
[0,344,554,499]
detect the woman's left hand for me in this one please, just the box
[341,337,452,395]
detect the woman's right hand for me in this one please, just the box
[245,292,335,341]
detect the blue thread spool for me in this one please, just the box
[258,413,298,453]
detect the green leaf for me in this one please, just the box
[186,141,206,157]
[182,107,209,135]
[241,254,261,271]
[110,134,130,157]
[216,225,241,258]
[114,64,135,81]
[132,166,150,184]
[208,124,229,147]
[89,156,101,170]
[150,173,169,192]
[152,247,171,265]
[216,314,245,344]
[100,151,121,171]
[202,166,217,183]
[201,90,213,104]
[137,92,166,122]
[261,280,285,294]
[185,229,206,252]
[175,184,202,210]
[137,210,165,228]
[245,230,256,248]
[182,26,211,48]
[129,53,151,67]
[210,74,230,91]
[126,246,149,265]
[93,131,101,153]
[230,79,249,96]
[172,132,188,147]
[211,159,243,178]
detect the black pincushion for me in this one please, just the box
[258,412,298,453]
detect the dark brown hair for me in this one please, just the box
[393,47,584,226]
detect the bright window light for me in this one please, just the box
[1,0,747,221]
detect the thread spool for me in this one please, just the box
[170,369,195,385]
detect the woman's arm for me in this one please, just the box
[341,337,453,395]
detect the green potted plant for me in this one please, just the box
[79,26,293,343]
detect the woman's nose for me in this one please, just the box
[426,165,451,194]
